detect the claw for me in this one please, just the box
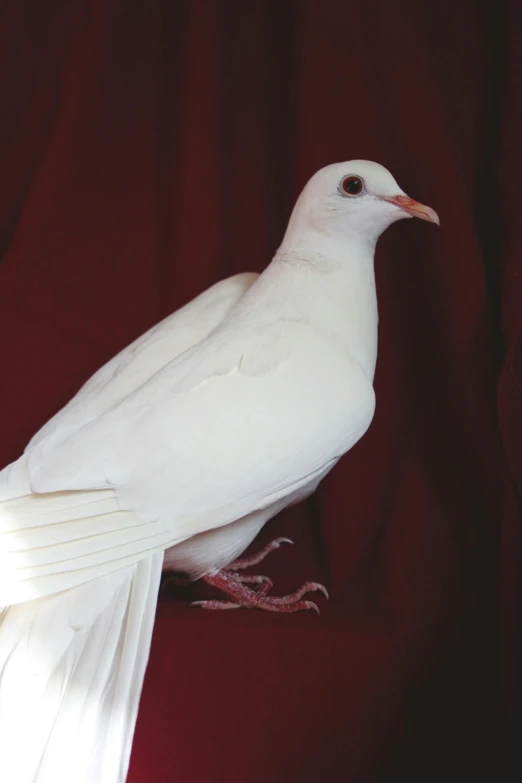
[274,537,294,546]
[310,582,329,600]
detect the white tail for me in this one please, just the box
[0,551,163,783]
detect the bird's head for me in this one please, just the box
[281,160,439,256]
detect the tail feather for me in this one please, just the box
[0,552,163,783]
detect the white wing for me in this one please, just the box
[0,318,374,606]
[28,271,258,451]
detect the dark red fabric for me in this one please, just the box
[1,1,520,780]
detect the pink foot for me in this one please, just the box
[194,571,327,613]
[192,537,328,613]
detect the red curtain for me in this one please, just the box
[1,1,520,780]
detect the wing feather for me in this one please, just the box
[1,313,375,605]
[28,272,258,453]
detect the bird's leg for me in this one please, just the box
[194,570,328,613]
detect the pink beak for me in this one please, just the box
[380,195,440,225]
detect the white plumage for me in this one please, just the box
[0,161,438,782]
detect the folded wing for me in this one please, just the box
[1,316,375,606]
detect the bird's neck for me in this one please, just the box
[242,231,379,381]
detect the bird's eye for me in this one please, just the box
[340,176,364,197]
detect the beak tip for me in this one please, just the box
[382,195,440,226]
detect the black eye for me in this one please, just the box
[341,176,364,197]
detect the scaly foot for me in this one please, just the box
[193,538,328,613]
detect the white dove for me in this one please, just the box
[0,161,438,783]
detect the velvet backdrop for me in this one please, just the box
[1,1,520,780]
